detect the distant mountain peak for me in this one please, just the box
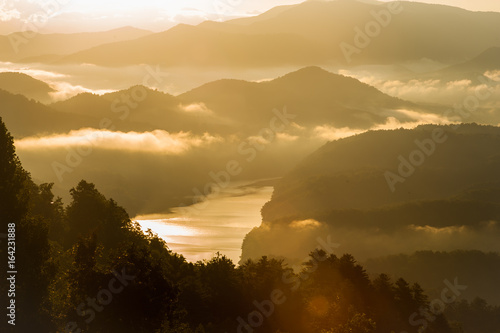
[286,66,329,75]
[107,26,152,34]
[269,66,364,87]
[102,85,175,101]
[0,72,54,103]
[439,45,500,75]
[0,71,54,91]
[51,92,105,107]
[475,46,500,61]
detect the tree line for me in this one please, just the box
[0,117,496,332]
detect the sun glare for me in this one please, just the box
[137,218,199,240]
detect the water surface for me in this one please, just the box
[135,184,273,263]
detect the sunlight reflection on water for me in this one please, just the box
[135,184,274,263]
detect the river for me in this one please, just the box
[134,183,274,264]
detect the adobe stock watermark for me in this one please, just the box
[385,75,496,192]
[64,267,136,333]
[51,65,169,183]
[6,223,16,326]
[384,127,447,193]
[340,2,403,64]
[110,66,168,121]
[235,236,340,333]
[402,277,467,333]
[8,0,71,54]
[179,106,296,215]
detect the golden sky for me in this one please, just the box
[0,0,499,34]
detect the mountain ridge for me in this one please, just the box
[0,72,54,103]
[32,1,500,67]
[241,124,500,264]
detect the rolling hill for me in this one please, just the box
[37,1,500,67]
[57,23,328,67]
[433,46,500,80]
[2,67,454,218]
[47,66,446,135]
[0,72,54,103]
[241,124,500,263]
[219,0,500,63]
[0,89,98,138]
[179,66,441,130]
[51,86,233,134]
[0,26,152,62]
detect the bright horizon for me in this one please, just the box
[1,0,500,34]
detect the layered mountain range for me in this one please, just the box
[1,1,499,67]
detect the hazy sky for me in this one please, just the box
[0,0,305,33]
[1,0,499,33]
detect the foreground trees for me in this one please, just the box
[0,117,494,332]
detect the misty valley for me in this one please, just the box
[1,0,500,332]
